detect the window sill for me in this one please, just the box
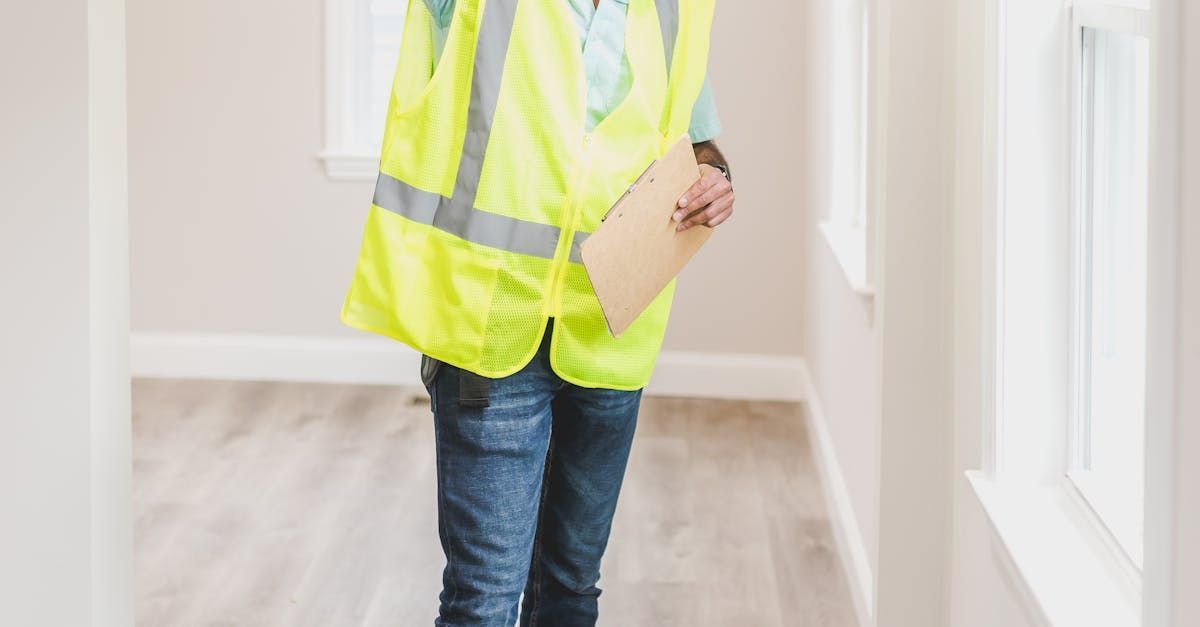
[966,471,1140,627]
[819,219,874,297]
[318,150,379,181]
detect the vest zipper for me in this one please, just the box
[547,132,596,316]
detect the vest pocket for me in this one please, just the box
[389,0,471,121]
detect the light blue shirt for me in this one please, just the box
[423,0,722,141]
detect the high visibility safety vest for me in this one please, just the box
[340,0,716,390]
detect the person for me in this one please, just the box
[340,0,733,624]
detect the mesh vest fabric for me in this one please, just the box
[340,0,715,390]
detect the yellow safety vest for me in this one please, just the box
[340,0,715,390]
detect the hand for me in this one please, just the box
[673,164,734,231]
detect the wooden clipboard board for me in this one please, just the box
[580,135,714,338]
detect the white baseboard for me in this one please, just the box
[129,333,806,401]
[798,362,876,627]
[648,350,806,400]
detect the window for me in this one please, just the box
[819,0,872,296]
[321,0,407,180]
[968,1,1151,624]
[1068,0,1150,569]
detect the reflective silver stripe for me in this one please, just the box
[654,0,679,72]
[373,172,440,224]
[374,172,564,260]
[570,230,590,264]
[415,0,521,252]
[451,0,518,210]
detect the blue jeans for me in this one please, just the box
[422,319,643,627]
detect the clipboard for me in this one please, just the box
[580,135,714,338]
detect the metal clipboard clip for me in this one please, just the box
[601,158,659,222]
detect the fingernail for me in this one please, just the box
[678,197,688,207]
[672,211,683,222]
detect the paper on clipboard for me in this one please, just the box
[580,135,714,338]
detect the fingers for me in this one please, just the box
[705,201,734,228]
[677,194,734,231]
[678,177,714,209]
[674,167,724,219]
[672,164,735,231]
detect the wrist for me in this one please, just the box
[702,161,732,183]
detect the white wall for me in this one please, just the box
[943,0,1044,624]
[125,0,807,368]
[798,0,965,622]
[798,0,882,614]
[0,0,133,624]
[871,0,955,621]
[798,0,977,622]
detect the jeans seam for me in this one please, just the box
[434,397,461,619]
[527,434,556,627]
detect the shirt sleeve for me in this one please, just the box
[423,0,456,29]
[687,75,723,143]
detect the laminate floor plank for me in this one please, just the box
[133,380,856,627]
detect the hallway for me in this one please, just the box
[6,0,1199,625]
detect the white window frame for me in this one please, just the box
[967,1,1153,626]
[1065,0,1150,571]
[320,0,404,181]
[819,0,874,297]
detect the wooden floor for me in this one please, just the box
[133,379,856,627]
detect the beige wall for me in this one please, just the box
[127,0,805,357]
[128,0,362,338]
[1,5,92,623]
[1168,2,1200,621]
[0,0,132,624]
[871,0,956,619]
